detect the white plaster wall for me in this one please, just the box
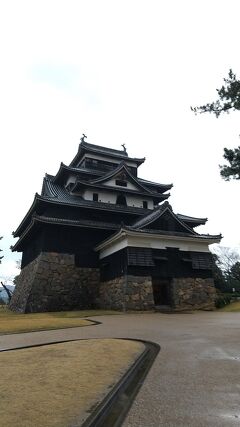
[127,235,210,252]
[98,235,212,259]
[83,189,154,208]
[83,190,117,204]
[104,178,138,190]
[126,195,154,209]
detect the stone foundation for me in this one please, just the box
[10,252,100,313]
[99,275,154,311]
[10,254,216,313]
[172,277,216,310]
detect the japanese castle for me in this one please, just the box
[10,137,221,312]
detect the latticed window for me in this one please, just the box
[127,247,154,266]
[191,252,213,270]
[115,179,127,187]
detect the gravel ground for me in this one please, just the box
[1,311,240,426]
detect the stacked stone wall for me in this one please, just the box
[99,275,154,311]
[10,252,216,313]
[172,277,216,310]
[10,252,100,313]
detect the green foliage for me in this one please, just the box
[226,261,240,292]
[191,69,240,180]
[215,295,231,309]
[192,69,240,117]
[222,292,240,298]
[220,146,240,180]
[212,254,227,291]
[230,261,240,281]
[212,247,240,292]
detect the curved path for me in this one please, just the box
[1,311,240,426]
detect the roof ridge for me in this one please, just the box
[132,202,169,228]
[177,213,208,221]
[81,141,128,156]
[42,176,58,198]
[69,141,145,167]
[138,177,173,188]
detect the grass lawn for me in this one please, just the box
[0,307,120,334]
[219,300,240,312]
[0,339,144,427]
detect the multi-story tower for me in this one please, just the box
[10,138,221,312]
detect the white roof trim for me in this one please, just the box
[94,228,221,259]
[95,228,220,251]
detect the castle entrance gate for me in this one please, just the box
[152,277,172,306]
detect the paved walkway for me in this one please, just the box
[1,312,240,426]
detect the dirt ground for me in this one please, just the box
[0,338,144,427]
[1,311,240,426]
[0,308,119,334]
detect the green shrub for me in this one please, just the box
[215,295,231,309]
[222,292,240,298]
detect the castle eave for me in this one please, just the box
[95,227,222,260]
[70,141,145,168]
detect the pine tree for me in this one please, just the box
[192,69,240,180]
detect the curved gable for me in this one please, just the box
[132,203,197,235]
[91,162,152,193]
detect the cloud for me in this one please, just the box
[0,259,19,282]
[1,0,240,279]
[30,64,80,90]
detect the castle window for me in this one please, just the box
[93,193,99,201]
[143,201,148,209]
[115,179,127,187]
[85,158,98,169]
[116,194,127,206]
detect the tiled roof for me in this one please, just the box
[13,175,152,238]
[138,177,173,190]
[131,202,170,228]
[12,215,119,251]
[81,141,129,157]
[90,162,162,194]
[125,226,221,239]
[177,213,207,225]
[52,162,172,191]
[41,175,151,214]
[71,179,169,200]
[33,215,120,230]
[70,141,145,167]
[95,227,222,252]
[131,202,197,235]
[52,164,104,184]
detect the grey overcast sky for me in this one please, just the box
[0,0,240,280]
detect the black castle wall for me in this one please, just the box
[21,224,114,268]
[100,247,213,281]
[41,203,140,225]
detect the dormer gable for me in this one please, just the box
[132,202,197,235]
[90,162,152,193]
